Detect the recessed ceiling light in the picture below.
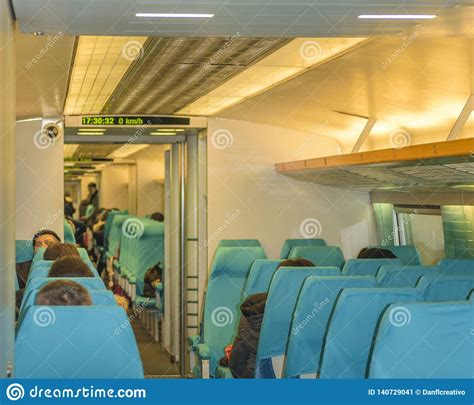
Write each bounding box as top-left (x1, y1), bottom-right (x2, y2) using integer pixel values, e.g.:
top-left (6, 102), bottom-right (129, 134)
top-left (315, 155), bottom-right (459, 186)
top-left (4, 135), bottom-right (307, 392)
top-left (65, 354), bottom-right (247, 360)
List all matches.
top-left (358, 14), bottom-right (436, 19)
top-left (78, 128), bottom-right (106, 132)
top-left (136, 13), bottom-right (214, 18)
top-left (77, 132), bottom-right (105, 136)
top-left (150, 132), bottom-right (177, 136)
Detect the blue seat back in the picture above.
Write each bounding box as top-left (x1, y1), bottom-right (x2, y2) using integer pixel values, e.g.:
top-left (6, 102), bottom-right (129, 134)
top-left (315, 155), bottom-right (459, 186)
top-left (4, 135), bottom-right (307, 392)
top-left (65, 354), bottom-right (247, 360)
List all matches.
top-left (117, 216), bottom-right (141, 273)
top-left (255, 266), bottom-right (340, 378)
top-left (320, 288), bottom-right (422, 378)
top-left (203, 247), bottom-right (267, 377)
top-left (284, 276), bottom-right (377, 378)
top-left (242, 260), bottom-right (282, 299)
top-left (288, 246), bottom-right (344, 268)
top-left (416, 274), bottom-right (474, 301)
top-left (128, 220), bottom-right (164, 295)
top-left (437, 259), bottom-right (474, 276)
top-left (342, 258), bottom-right (401, 276)
top-left (369, 301), bottom-right (473, 378)
top-left (376, 265), bottom-right (440, 287)
top-left (16, 240), bottom-right (33, 263)
top-left (15, 306), bottom-right (143, 378)
top-left (107, 214), bottom-right (130, 258)
top-left (372, 245), bottom-right (421, 265)
top-left (64, 219), bottom-right (76, 244)
top-left (18, 290), bottom-right (117, 324)
top-left (103, 210), bottom-right (121, 251)
top-left (217, 239), bottom-right (262, 248)
top-left (280, 239), bottom-right (327, 259)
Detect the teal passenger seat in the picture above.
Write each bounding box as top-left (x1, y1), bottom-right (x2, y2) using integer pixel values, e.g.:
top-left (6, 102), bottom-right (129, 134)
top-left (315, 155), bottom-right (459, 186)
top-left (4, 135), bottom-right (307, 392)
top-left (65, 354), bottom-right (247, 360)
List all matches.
top-left (189, 246), bottom-right (266, 378)
top-left (15, 306), bottom-right (143, 378)
top-left (369, 301), bottom-right (473, 378)
top-left (437, 259), bottom-right (474, 275)
top-left (217, 239), bottom-right (262, 248)
top-left (370, 245), bottom-right (421, 265)
top-left (241, 260), bottom-right (282, 299)
top-left (416, 274), bottom-right (474, 301)
top-left (284, 276), bottom-right (377, 378)
top-left (288, 246), bottom-right (344, 268)
top-left (342, 258), bottom-right (401, 276)
top-left (319, 288), bottom-right (422, 378)
top-left (15, 240), bottom-right (34, 263)
top-left (255, 266), bottom-right (340, 378)
top-left (64, 219), bottom-right (76, 244)
top-left (376, 265), bottom-right (439, 287)
top-left (279, 239), bottom-right (327, 259)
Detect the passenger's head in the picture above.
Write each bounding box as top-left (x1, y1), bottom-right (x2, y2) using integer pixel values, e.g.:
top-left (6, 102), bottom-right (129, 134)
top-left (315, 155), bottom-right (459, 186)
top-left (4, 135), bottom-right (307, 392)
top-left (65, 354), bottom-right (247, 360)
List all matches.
top-left (357, 247), bottom-right (397, 259)
top-left (278, 258), bottom-right (315, 268)
top-left (36, 280), bottom-right (92, 306)
top-left (150, 212), bottom-right (164, 222)
top-left (48, 257), bottom-right (94, 278)
top-left (32, 230), bottom-right (61, 251)
top-left (44, 243), bottom-right (80, 261)
top-left (87, 182), bottom-right (97, 194)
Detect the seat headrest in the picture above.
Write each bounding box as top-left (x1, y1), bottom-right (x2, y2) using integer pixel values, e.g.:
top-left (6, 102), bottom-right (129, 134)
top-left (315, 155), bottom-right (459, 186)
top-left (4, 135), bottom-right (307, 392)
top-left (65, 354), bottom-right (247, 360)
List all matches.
top-left (210, 247), bottom-right (267, 278)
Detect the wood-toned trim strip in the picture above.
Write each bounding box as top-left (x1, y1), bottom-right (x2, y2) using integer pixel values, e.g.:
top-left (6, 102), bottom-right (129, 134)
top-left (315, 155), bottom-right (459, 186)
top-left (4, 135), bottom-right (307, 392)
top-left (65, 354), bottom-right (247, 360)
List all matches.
top-left (276, 138), bottom-right (474, 173)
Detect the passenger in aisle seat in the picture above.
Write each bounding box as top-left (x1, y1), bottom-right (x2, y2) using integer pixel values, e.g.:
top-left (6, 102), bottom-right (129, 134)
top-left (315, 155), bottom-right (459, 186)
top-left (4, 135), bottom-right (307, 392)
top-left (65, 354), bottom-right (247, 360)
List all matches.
top-left (150, 212), bottom-right (164, 222)
top-left (36, 280), bottom-right (92, 306)
top-left (228, 258), bottom-right (314, 378)
top-left (357, 247), bottom-right (397, 259)
top-left (48, 257), bottom-right (94, 278)
top-left (16, 230), bottom-right (62, 315)
top-left (143, 262), bottom-right (163, 298)
top-left (44, 243), bottom-right (80, 261)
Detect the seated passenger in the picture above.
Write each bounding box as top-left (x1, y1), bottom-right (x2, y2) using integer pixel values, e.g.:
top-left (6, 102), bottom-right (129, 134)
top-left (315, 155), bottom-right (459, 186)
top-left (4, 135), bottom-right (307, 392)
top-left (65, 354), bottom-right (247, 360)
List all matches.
top-left (150, 212), bottom-right (164, 222)
top-left (43, 243), bottom-right (80, 261)
top-left (36, 280), bottom-right (92, 306)
top-left (357, 247), bottom-right (397, 259)
top-left (48, 257), bottom-right (94, 278)
top-left (15, 230), bottom-right (62, 313)
top-left (143, 262), bottom-right (163, 298)
top-left (228, 258), bottom-right (315, 379)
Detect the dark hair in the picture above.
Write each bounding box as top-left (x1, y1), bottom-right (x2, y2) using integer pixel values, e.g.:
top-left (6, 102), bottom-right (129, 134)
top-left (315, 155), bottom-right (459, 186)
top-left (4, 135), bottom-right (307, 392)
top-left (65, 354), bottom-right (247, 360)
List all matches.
top-left (357, 247), bottom-right (397, 259)
top-left (44, 243), bottom-right (80, 261)
top-left (150, 212), bottom-right (164, 222)
top-left (88, 182), bottom-right (97, 188)
top-left (32, 229), bottom-right (61, 246)
top-left (36, 280), bottom-right (92, 306)
top-left (278, 258), bottom-right (315, 268)
top-left (48, 257), bottom-right (94, 278)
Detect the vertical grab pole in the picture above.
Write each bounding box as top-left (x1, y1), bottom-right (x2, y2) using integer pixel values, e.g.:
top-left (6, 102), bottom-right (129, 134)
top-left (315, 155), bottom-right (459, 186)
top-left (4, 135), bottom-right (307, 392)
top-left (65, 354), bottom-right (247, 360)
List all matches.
top-left (0, 1), bottom-right (16, 377)
top-left (170, 144), bottom-right (181, 362)
top-left (179, 141), bottom-right (187, 377)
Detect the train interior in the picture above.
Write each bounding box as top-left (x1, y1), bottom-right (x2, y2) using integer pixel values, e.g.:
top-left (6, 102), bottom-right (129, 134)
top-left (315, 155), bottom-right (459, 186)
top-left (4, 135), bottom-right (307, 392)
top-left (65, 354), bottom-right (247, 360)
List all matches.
top-left (0, 0), bottom-right (472, 381)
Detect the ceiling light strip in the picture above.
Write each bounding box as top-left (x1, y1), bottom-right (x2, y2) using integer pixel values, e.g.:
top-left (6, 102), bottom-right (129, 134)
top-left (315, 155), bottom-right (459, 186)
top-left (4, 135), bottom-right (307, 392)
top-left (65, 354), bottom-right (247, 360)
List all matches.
top-left (135, 13), bottom-right (214, 18)
top-left (358, 14), bottom-right (436, 19)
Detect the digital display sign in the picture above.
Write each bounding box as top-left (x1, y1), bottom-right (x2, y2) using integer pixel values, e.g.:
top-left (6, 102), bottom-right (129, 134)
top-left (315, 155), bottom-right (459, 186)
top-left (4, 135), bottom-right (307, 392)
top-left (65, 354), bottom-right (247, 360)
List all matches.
top-left (81, 116), bottom-right (191, 126)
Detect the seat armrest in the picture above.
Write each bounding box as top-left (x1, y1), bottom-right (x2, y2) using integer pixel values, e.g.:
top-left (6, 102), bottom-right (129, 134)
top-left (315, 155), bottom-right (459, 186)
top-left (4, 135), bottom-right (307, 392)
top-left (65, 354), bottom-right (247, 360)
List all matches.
top-left (196, 343), bottom-right (210, 360)
top-left (188, 335), bottom-right (201, 350)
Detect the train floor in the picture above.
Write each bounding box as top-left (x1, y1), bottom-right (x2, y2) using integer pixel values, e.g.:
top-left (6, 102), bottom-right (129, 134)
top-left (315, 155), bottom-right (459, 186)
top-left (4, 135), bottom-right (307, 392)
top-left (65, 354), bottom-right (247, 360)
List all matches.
top-left (131, 319), bottom-right (180, 378)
